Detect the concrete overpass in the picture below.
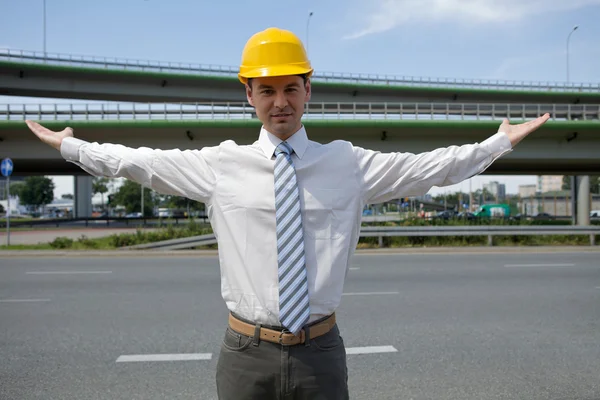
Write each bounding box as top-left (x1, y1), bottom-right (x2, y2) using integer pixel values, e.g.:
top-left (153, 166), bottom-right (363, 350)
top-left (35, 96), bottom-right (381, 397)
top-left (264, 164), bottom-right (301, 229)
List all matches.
top-left (4, 115), bottom-right (598, 220)
top-left (2, 115), bottom-right (599, 176)
top-left (2, 49), bottom-right (600, 104)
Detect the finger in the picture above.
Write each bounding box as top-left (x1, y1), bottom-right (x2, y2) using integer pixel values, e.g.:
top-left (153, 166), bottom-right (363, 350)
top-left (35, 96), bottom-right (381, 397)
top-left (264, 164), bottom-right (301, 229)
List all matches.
top-left (529, 114), bottom-right (550, 128)
top-left (25, 120), bottom-right (51, 136)
top-left (516, 114), bottom-right (550, 133)
top-left (521, 114), bottom-right (549, 128)
top-left (498, 118), bottom-right (510, 131)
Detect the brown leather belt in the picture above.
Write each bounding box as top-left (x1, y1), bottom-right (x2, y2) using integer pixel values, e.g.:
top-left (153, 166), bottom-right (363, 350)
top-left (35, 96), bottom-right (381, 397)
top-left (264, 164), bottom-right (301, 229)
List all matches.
top-left (228, 312), bottom-right (336, 346)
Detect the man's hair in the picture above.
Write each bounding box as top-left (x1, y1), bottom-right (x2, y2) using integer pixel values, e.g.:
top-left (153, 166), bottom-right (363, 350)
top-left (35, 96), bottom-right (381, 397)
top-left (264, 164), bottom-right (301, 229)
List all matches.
top-left (247, 74), bottom-right (308, 90)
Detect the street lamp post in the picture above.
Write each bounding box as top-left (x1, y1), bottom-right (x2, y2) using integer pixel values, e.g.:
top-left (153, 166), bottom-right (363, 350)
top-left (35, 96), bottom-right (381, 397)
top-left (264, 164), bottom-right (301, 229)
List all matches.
top-left (43, 0), bottom-right (47, 56)
top-left (567, 25), bottom-right (577, 223)
top-left (306, 11), bottom-right (314, 55)
top-left (141, 185), bottom-right (144, 217)
top-left (566, 25), bottom-right (578, 84)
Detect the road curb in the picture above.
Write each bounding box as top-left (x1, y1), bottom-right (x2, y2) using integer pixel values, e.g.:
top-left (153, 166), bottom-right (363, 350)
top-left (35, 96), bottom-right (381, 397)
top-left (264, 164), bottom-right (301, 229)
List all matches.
top-left (1, 246), bottom-right (598, 258)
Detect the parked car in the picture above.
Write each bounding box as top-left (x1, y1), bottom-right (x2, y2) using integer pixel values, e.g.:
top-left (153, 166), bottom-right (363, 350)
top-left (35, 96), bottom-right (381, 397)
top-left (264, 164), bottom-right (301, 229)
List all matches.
top-left (532, 212), bottom-right (553, 220)
top-left (510, 213), bottom-right (524, 221)
top-left (433, 210), bottom-right (457, 220)
top-left (456, 212), bottom-right (475, 220)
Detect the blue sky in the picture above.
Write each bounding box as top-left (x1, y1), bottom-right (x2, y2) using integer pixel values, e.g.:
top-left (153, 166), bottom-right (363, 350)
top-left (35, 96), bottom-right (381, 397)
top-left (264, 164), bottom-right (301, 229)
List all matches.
top-left (2, 0), bottom-right (600, 198)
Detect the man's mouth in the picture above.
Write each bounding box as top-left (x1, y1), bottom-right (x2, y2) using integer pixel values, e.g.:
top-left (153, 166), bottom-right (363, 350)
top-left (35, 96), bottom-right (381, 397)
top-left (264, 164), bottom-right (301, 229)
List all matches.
top-left (271, 113), bottom-right (291, 118)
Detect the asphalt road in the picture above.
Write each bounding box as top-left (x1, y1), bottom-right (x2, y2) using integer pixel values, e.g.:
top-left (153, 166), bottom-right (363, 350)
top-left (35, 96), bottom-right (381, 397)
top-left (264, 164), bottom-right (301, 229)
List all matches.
top-left (1, 252), bottom-right (599, 400)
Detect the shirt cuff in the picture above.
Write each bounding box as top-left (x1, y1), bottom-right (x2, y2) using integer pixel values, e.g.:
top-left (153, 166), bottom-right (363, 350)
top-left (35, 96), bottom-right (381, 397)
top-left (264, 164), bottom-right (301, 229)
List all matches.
top-left (60, 137), bottom-right (88, 162)
top-left (481, 132), bottom-right (513, 158)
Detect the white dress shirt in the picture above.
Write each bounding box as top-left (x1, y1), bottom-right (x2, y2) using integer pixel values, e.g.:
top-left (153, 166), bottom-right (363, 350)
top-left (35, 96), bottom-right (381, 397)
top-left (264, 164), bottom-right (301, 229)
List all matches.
top-left (61, 126), bottom-right (512, 326)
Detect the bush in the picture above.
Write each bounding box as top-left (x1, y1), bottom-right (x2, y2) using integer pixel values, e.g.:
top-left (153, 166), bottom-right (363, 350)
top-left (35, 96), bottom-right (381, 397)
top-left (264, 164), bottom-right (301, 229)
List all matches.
top-left (50, 236), bottom-right (74, 249)
top-left (357, 217), bottom-right (597, 247)
top-left (77, 235), bottom-right (98, 249)
top-left (108, 220), bottom-right (213, 248)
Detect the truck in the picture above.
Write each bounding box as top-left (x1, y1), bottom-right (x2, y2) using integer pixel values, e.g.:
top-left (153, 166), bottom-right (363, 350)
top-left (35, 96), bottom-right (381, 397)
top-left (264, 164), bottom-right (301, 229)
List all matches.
top-left (474, 204), bottom-right (511, 218)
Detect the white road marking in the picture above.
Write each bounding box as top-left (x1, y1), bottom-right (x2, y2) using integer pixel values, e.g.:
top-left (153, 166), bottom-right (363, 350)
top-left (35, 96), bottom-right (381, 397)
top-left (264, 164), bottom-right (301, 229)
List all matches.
top-left (26, 271), bottom-right (113, 275)
top-left (342, 291), bottom-right (399, 296)
top-left (504, 263), bottom-right (575, 268)
top-left (346, 345), bottom-right (398, 355)
top-left (0, 299), bottom-right (51, 303)
top-left (116, 353), bottom-right (212, 363)
top-left (349, 267), bottom-right (360, 270)
top-left (115, 346), bottom-right (399, 362)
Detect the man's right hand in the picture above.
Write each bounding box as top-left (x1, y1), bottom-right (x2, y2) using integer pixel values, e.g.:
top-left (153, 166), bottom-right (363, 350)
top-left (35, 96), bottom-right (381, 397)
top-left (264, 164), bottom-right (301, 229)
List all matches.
top-left (25, 120), bottom-right (74, 151)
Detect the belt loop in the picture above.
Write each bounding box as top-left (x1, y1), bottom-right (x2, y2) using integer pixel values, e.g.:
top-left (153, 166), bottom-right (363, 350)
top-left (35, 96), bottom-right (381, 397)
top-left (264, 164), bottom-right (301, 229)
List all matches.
top-left (252, 324), bottom-right (261, 347)
top-left (304, 325), bottom-right (310, 347)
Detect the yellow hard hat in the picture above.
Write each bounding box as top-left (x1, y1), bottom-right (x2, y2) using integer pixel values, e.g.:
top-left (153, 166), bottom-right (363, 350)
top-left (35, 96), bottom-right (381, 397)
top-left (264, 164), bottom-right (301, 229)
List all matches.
top-left (238, 27), bottom-right (313, 85)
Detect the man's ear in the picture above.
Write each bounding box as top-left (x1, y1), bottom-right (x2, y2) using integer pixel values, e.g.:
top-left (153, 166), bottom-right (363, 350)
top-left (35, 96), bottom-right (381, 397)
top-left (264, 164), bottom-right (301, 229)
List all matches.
top-left (246, 84), bottom-right (255, 106)
top-left (304, 79), bottom-right (311, 102)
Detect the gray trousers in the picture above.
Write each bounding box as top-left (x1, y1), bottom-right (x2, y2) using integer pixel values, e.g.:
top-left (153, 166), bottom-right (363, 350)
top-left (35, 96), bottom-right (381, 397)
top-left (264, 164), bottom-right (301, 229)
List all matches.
top-left (216, 317), bottom-right (349, 400)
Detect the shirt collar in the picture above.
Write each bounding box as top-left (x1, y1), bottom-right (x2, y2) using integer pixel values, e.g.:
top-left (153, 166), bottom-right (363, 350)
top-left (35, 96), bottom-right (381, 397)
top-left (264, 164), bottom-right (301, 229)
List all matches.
top-left (258, 125), bottom-right (308, 160)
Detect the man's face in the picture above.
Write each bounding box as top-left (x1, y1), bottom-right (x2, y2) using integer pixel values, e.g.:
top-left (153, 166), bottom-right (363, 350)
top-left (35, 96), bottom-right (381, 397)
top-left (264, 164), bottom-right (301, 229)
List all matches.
top-left (246, 75), bottom-right (311, 141)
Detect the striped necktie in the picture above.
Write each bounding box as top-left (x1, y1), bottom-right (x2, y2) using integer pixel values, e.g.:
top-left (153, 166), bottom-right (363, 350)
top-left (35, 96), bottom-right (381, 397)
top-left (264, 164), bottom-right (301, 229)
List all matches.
top-left (274, 141), bottom-right (309, 336)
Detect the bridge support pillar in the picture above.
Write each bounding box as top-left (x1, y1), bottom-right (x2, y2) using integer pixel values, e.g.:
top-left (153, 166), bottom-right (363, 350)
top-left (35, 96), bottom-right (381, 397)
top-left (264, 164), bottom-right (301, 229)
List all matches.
top-left (577, 176), bottom-right (590, 226)
top-left (74, 175), bottom-right (93, 218)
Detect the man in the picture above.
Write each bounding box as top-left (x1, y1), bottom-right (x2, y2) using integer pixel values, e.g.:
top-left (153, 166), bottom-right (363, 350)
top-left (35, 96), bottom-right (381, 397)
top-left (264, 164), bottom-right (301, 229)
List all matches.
top-left (25, 27), bottom-right (549, 400)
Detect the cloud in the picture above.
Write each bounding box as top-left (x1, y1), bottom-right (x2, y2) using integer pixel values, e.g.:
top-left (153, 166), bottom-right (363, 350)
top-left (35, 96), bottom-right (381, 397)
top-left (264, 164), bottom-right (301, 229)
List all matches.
top-left (344, 0), bottom-right (600, 39)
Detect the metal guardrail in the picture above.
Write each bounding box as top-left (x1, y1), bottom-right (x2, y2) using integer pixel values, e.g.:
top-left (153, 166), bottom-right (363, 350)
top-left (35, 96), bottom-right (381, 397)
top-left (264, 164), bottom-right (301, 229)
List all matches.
top-left (2, 102), bottom-right (599, 122)
top-left (0, 216), bottom-right (208, 229)
top-left (122, 225), bottom-right (600, 250)
top-left (2, 48), bottom-right (599, 92)
top-left (123, 233), bottom-right (217, 251)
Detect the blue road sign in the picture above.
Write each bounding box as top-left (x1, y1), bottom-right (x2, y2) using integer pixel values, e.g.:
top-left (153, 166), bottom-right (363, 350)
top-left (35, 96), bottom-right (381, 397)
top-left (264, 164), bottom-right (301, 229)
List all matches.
top-left (1, 158), bottom-right (13, 177)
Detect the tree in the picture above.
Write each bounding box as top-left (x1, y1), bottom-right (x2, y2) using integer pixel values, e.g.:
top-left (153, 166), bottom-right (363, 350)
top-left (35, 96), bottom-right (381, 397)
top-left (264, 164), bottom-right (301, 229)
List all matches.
top-left (505, 194), bottom-right (520, 215)
top-left (161, 194), bottom-right (205, 215)
top-left (0, 204), bottom-right (4, 213)
top-left (19, 176), bottom-right (55, 212)
top-left (432, 191), bottom-right (467, 209)
top-left (8, 181), bottom-right (24, 199)
top-left (114, 179), bottom-right (155, 216)
top-left (92, 177), bottom-right (109, 210)
top-left (473, 188), bottom-right (495, 204)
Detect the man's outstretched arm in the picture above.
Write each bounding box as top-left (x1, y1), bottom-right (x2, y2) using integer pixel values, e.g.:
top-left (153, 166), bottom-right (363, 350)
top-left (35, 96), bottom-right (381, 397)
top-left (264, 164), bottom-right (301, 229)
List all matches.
top-left (25, 120), bottom-right (218, 204)
top-left (353, 114), bottom-right (550, 205)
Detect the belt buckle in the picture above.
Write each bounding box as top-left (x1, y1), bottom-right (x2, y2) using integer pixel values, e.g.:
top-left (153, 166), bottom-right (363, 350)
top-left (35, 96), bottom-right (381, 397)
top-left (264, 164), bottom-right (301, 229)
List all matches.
top-left (278, 328), bottom-right (291, 345)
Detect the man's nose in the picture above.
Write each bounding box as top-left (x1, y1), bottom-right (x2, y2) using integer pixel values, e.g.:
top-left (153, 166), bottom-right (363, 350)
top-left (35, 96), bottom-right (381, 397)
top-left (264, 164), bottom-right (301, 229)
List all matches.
top-left (274, 91), bottom-right (288, 109)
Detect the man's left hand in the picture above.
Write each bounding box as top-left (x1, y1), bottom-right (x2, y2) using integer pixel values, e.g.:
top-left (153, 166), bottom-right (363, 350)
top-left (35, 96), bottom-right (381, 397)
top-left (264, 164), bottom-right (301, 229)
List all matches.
top-left (500, 113), bottom-right (550, 147)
